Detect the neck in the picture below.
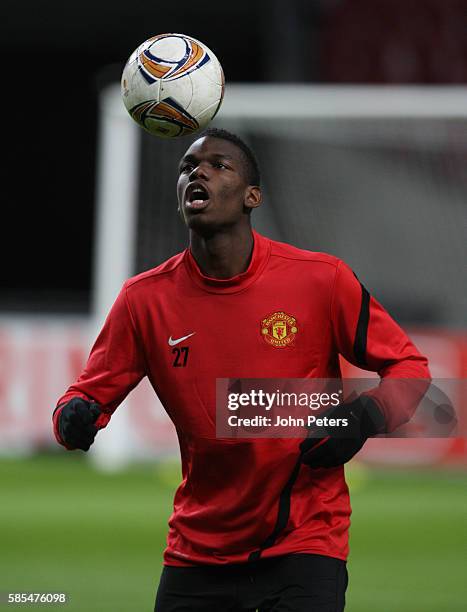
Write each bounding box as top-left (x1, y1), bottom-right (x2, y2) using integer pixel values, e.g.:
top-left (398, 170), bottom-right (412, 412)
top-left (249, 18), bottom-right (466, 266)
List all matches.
top-left (189, 224), bottom-right (254, 279)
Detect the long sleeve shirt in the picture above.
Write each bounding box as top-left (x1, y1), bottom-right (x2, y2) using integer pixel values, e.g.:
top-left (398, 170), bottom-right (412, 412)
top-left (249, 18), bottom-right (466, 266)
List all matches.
top-left (53, 231), bottom-right (430, 565)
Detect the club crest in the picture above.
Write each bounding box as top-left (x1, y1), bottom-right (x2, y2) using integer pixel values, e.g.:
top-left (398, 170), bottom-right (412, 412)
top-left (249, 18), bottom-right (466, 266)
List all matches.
top-left (261, 311), bottom-right (298, 348)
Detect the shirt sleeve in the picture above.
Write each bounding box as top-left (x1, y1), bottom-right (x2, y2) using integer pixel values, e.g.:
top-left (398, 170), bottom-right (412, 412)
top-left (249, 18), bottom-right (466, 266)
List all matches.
top-left (53, 282), bottom-right (147, 445)
top-left (331, 260), bottom-right (431, 432)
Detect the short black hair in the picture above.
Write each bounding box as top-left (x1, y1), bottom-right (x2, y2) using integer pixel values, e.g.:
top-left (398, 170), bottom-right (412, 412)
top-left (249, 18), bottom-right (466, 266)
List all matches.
top-left (197, 127), bottom-right (261, 187)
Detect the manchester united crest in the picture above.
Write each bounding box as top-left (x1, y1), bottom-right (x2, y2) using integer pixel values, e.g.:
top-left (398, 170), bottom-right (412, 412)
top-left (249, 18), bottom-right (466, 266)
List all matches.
top-left (261, 311), bottom-right (298, 348)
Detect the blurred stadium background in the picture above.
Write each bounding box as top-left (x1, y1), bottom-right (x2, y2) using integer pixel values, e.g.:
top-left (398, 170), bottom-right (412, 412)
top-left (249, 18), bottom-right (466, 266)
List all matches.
top-left (1, 0), bottom-right (466, 610)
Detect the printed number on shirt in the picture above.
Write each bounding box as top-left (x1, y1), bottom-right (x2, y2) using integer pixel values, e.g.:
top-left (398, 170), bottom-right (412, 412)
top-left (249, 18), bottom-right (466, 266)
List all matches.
top-left (172, 347), bottom-right (189, 367)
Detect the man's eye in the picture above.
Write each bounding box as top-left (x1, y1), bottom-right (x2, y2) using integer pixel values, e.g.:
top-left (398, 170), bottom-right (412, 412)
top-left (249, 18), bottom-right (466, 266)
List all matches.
top-left (180, 164), bottom-right (194, 173)
top-left (214, 162), bottom-right (226, 169)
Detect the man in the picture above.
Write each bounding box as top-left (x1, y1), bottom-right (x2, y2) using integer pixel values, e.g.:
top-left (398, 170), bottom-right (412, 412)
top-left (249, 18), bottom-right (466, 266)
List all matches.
top-left (53, 128), bottom-right (430, 611)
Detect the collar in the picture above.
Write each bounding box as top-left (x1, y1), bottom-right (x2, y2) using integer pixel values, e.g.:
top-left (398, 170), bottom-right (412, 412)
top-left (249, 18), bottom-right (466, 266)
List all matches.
top-left (184, 230), bottom-right (271, 294)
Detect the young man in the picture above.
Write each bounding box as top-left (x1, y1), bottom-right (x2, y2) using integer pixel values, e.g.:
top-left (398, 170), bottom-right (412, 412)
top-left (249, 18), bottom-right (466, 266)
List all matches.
top-left (53, 128), bottom-right (430, 611)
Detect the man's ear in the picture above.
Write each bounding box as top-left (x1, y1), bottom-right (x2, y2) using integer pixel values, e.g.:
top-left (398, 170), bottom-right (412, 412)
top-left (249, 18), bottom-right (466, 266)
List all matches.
top-left (244, 186), bottom-right (262, 211)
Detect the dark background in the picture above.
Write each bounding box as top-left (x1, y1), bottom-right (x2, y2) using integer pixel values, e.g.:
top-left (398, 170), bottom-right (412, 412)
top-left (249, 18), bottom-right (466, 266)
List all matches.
top-left (3, 0), bottom-right (467, 313)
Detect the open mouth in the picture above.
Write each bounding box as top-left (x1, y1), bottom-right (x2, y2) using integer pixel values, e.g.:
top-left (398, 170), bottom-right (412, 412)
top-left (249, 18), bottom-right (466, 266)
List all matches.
top-left (186, 184), bottom-right (210, 210)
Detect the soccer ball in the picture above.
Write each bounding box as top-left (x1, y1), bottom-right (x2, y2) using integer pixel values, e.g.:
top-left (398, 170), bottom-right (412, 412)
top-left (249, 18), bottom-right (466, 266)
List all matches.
top-left (121, 33), bottom-right (225, 138)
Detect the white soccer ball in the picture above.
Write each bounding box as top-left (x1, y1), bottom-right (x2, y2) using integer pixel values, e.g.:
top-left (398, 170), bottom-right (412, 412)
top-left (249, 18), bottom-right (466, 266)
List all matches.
top-left (121, 33), bottom-right (225, 138)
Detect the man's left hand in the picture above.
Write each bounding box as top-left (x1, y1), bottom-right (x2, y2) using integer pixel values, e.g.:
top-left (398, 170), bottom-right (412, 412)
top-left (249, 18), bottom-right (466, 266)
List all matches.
top-left (301, 396), bottom-right (385, 468)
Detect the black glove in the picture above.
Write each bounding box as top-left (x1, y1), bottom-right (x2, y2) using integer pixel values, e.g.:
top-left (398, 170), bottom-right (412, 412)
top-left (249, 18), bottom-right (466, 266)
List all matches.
top-left (301, 396), bottom-right (385, 468)
top-left (56, 397), bottom-right (102, 451)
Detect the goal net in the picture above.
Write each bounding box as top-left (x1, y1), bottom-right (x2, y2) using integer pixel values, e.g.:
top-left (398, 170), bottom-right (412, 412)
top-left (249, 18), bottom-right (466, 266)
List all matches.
top-left (101, 84), bottom-right (467, 328)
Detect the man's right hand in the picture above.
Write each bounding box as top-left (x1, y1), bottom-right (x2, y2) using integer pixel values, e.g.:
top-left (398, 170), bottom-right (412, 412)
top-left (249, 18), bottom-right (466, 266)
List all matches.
top-left (56, 398), bottom-right (102, 451)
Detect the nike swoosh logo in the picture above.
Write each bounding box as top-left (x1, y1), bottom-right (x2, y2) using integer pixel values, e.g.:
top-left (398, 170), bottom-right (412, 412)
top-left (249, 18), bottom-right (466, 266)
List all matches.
top-left (168, 332), bottom-right (196, 346)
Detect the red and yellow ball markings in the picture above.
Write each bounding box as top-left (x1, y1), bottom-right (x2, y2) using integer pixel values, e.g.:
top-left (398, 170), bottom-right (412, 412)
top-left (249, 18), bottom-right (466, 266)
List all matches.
top-left (155, 99), bottom-right (199, 131)
top-left (129, 97), bottom-right (199, 136)
top-left (170, 41), bottom-right (205, 79)
top-left (130, 100), bottom-right (154, 123)
top-left (139, 56), bottom-right (172, 79)
top-left (137, 34), bottom-right (209, 83)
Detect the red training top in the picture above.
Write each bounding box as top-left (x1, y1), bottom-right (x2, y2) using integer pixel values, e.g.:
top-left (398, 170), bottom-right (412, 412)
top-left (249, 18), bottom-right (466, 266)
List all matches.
top-left (53, 231), bottom-right (430, 566)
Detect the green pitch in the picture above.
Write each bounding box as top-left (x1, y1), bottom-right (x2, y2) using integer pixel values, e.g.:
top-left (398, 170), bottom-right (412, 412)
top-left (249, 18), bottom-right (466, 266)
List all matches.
top-left (0, 455), bottom-right (466, 611)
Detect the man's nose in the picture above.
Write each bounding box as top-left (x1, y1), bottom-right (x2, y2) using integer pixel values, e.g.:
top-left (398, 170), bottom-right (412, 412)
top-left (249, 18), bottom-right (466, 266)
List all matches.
top-left (189, 162), bottom-right (209, 181)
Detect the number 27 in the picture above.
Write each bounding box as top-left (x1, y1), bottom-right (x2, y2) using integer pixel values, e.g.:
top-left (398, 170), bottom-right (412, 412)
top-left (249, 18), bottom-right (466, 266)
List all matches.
top-left (172, 346), bottom-right (189, 367)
